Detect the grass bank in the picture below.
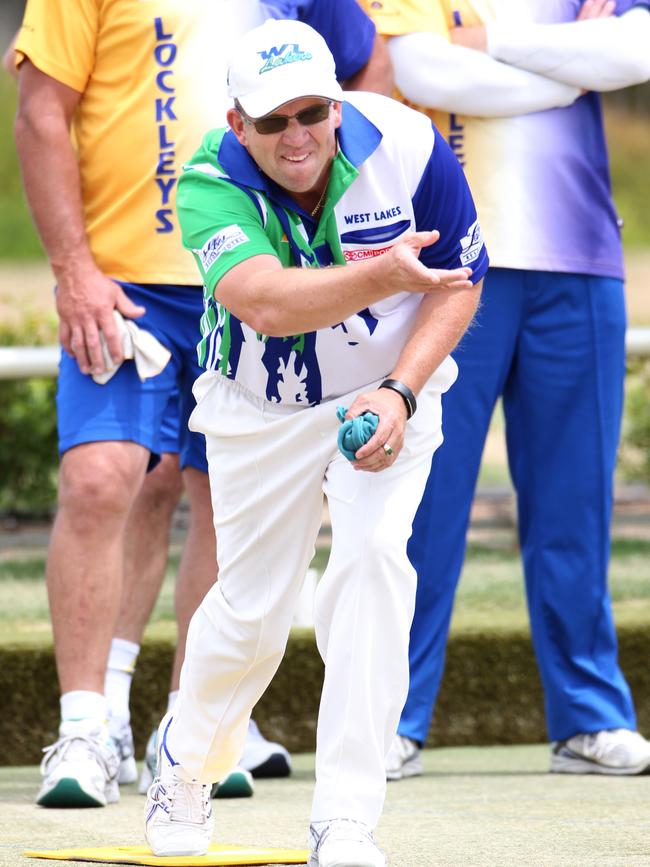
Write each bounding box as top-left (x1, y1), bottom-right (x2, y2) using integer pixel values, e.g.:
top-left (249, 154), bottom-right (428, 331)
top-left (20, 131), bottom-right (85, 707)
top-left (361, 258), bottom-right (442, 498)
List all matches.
top-left (2, 538), bottom-right (649, 647)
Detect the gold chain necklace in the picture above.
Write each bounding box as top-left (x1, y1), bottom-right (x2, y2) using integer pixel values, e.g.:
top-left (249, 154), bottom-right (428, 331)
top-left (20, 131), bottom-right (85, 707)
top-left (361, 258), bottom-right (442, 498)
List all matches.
top-left (310, 184), bottom-right (327, 218)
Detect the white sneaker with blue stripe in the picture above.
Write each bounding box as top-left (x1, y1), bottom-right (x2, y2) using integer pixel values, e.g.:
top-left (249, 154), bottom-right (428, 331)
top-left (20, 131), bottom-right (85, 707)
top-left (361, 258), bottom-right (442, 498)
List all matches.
top-left (144, 714), bottom-right (214, 856)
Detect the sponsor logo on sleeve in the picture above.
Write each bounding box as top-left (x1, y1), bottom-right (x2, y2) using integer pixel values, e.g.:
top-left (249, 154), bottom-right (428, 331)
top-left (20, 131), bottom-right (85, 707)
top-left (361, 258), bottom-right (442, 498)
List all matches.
top-left (198, 225), bottom-right (249, 270)
top-left (459, 219), bottom-right (484, 266)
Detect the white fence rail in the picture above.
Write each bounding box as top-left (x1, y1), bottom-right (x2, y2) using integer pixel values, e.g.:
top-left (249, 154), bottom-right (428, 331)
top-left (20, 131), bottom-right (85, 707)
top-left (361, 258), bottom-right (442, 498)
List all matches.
top-left (0, 346), bottom-right (60, 380)
top-left (1, 329), bottom-right (650, 380)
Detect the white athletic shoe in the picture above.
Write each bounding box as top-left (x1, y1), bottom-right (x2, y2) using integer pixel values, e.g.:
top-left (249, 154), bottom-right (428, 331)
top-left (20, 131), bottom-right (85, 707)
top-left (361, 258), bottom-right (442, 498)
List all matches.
top-left (385, 735), bottom-right (423, 781)
top-left (240, 719), bottom-right (292, 778)
top-left (550, 728), bottom-right (650, 775)
top-left (144, 714), bottom-right (214, 856)
top-left (111, 722), bottom-right (138, 785)
top-left (138, 728), bottom-right (157, 795)
top-left (37, 720), bottom-right (120, 808)
top-left (308, 819), bottom-right (387, 867)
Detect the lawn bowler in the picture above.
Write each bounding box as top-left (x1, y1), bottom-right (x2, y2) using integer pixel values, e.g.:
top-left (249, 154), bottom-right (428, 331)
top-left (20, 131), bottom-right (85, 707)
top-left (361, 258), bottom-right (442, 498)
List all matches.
top-left (144, 18), bottom-right (487, 867)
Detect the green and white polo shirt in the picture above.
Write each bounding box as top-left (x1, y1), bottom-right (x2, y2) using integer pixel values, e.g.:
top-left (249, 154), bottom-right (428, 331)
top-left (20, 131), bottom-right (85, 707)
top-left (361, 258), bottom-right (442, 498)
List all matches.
top-left (177, 91), bottom-right (488, 406)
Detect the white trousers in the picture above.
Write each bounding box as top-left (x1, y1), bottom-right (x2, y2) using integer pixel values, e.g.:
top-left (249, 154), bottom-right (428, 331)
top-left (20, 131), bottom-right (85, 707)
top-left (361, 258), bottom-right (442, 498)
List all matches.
top-left (169, 367), bottom-right (450, 828)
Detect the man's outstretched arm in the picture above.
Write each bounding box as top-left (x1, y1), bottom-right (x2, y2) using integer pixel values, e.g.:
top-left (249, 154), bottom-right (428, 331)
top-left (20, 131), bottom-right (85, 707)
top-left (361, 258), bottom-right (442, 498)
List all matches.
top-left (213, 230), bottom-right (473, 337)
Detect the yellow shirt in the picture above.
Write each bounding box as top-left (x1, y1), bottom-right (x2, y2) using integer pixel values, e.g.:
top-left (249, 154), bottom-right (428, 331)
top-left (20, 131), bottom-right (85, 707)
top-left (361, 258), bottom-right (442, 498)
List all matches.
top-left (358, 0), bottom-right (492, 137)
top-left (16, 0), bottom-right (267, 284)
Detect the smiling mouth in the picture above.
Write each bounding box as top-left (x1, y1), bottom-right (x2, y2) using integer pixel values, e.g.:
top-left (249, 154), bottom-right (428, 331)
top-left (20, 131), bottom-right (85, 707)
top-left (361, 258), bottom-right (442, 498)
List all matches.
top-left (283, 154), bottom-right (310, 163)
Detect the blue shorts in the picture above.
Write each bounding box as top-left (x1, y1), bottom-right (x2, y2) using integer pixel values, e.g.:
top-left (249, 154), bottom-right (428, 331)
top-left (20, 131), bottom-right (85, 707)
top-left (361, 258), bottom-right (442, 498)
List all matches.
top-left (57, 282), bottom-right (208, 472)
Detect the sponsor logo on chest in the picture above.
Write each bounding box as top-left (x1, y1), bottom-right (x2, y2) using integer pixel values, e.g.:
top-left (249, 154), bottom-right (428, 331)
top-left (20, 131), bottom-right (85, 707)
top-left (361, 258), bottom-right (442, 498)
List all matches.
top-left (339, 201), bottom-right (411, 263)
top-left (343, 205), bottom-right (403, 225)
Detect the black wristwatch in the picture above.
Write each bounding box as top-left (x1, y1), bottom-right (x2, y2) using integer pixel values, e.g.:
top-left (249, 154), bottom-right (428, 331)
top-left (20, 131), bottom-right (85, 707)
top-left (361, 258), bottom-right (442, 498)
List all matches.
top-left (379, 379), bottom-right (417, 419)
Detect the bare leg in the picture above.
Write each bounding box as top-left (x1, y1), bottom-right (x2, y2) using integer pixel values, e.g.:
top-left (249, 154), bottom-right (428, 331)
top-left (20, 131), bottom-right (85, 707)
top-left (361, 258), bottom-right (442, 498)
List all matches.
top-left (170, 466), bottom-right (217, 690)
top-left (47, 441), bottom-right (149, 694)
top-left (115, 453), bottom-right (184, 643)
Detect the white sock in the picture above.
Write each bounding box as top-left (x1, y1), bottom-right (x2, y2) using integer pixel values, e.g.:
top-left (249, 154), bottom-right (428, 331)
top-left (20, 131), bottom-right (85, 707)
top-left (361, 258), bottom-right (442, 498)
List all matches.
top-left (166, 690), bottom-right (179, 715)
top-left (104, 637), bottom-right (140, 734)
top-left (60, 690), bottom-right (107, 730)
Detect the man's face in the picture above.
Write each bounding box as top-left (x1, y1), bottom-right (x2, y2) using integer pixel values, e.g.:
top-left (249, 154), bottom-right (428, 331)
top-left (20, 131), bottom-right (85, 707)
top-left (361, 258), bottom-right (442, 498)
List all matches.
top-left (228, 97), bottom-right (342, 196)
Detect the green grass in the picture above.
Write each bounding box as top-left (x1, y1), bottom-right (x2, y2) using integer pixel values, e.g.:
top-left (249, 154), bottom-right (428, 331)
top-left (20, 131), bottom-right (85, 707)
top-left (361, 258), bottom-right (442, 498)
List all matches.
top-left (0, 76), bottom-right (44, 260)
top-left (451, 537), bottom-right (650, 633)
top-left (2, 538), bottom-right (648, 645)
top-left (604, 103), bottom-right (650, 248)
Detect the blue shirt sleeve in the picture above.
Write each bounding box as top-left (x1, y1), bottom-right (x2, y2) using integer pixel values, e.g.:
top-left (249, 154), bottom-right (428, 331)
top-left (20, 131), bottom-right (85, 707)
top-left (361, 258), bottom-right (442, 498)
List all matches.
top-left (413, 125), bottom-right (489, 282)
top-left (615, 0), bottom-right (650, 13)
top-left (264, 0), bottom-right (376, 81)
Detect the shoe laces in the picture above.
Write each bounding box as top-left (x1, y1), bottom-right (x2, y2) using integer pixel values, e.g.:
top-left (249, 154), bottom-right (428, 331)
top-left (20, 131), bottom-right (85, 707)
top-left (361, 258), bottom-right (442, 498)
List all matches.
top-left (40, 732), bottom-right (117, 777)
top-left (311, 818), bottom-right (375, 851)
top-left (149, 776), bottom-right (211, 826)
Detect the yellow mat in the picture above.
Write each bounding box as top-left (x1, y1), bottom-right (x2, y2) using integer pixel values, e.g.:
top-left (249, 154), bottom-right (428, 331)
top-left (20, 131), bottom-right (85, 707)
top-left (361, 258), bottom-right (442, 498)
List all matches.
top-left (23, 844), bottom-right (309, 866)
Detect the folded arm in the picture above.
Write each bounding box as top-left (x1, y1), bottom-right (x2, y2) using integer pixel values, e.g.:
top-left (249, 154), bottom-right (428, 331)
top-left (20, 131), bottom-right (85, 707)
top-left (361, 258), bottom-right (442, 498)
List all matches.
top-left (388, 31), bottom-right (580, 116)
top-left (487, 6), bottom-right (650, 91)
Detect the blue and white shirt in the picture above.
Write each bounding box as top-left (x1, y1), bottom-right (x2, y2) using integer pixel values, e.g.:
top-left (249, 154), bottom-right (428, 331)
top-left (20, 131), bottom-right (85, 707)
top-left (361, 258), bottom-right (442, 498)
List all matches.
top-left (177, 91), bottom-right (489, 406)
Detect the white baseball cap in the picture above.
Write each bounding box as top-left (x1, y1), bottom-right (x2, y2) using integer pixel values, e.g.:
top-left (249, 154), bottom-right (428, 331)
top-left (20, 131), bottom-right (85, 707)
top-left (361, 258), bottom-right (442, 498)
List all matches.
top-left (227, 18), bottom-right (344, 119)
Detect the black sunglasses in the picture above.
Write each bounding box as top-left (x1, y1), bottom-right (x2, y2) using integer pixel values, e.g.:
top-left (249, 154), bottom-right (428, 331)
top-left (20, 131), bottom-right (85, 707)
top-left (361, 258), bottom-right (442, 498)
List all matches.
top-left (236, 100), bottom-right (333, 135)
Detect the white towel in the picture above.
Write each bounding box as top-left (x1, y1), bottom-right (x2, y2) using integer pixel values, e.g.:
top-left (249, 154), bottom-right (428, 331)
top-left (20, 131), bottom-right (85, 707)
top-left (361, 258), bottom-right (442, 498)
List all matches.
top-left (92, 310), bottom-right (172, 384)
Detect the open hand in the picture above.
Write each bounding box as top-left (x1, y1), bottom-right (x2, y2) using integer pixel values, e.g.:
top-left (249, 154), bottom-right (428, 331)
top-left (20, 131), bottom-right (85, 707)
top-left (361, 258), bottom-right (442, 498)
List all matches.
top-left (384, 231), bottom-right (473, 296)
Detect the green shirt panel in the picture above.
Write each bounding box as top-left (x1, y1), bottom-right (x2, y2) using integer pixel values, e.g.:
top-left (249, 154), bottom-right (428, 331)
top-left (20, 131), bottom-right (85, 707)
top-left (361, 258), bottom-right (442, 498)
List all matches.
top-left (177, 174), bottom-right (285, 298)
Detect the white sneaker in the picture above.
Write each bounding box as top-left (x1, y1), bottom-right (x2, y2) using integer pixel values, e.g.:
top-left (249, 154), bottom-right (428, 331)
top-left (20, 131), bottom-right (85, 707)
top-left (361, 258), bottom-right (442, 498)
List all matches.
top-left (240, 719), bottom-right (292, 778)
top-left (144, 714), bottom-right (214, 856)
top-left (385, 735), bottom-right (422, 781)
top-left (138, 728), bottom-right (157, 795)
top-left (550, 728), bottom-right (650, 775)
top-left (308, 819), bottom-right (387, 867)
top-left (110, 722), bottom-right (138, 785)
top-left (37, 720), bottom-right (120, 808)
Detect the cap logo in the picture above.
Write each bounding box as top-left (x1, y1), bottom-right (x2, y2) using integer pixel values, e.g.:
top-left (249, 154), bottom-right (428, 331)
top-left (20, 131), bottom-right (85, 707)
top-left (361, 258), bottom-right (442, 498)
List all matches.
top-left (257, 43), bottom-right (313, 75)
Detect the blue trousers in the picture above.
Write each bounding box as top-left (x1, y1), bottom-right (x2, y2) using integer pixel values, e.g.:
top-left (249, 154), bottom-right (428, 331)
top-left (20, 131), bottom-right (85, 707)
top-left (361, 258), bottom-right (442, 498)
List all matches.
top-left (401, 268), bottom-right (637, 744)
